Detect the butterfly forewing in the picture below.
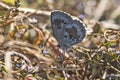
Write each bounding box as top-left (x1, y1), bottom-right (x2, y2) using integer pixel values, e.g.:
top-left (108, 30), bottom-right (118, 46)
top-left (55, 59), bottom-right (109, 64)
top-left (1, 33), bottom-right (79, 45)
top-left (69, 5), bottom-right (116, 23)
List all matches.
top-left (51, 11), bottom-right (72, 43)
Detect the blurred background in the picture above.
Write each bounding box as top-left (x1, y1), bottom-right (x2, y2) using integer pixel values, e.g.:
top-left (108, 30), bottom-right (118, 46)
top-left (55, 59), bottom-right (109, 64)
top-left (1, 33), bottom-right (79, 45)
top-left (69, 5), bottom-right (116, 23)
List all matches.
top-left (2, 0), bottom-right (119, 48)
top-left (2, 0), bottom-right (120, 23)
top-left (0, 0), bottom-right (120, 80)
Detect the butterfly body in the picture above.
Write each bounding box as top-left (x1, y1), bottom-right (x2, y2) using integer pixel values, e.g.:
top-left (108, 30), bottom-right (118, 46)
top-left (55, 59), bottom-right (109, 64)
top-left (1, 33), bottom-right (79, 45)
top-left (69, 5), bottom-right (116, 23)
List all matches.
top-left (51, 11), bottom-right (86, 49)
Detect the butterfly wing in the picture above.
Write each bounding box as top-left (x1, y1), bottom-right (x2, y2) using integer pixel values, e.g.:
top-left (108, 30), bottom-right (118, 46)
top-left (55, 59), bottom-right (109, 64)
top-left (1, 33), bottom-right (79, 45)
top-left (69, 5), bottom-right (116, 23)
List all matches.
top-left (63, 20), bottom-right (86, 47)
top-left (51, 11), bottom-right (72, 45)
top-left (51, 11), bottom-right (86, 49)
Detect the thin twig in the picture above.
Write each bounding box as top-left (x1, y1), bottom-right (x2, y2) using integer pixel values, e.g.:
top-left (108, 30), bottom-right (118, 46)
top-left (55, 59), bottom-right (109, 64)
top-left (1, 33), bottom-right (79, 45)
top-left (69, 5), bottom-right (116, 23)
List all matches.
top-left (107, 62), bottom-right (120, 74)
top-left (0, 2), bottom-right (51, 16)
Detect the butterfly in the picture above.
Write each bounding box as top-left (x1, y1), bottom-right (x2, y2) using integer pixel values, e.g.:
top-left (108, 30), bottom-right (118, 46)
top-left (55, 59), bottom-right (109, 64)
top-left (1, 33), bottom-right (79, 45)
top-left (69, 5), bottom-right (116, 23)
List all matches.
top-left (51, 10), bottom-right (86, 50)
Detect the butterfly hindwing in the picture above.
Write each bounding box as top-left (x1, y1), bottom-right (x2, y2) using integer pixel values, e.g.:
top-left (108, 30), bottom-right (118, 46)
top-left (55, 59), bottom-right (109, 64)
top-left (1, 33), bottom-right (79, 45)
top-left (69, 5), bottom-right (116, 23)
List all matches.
top-left (63, 20), bottom-right (86, 46)
top-left (51, 10), bottom-right (86, 49)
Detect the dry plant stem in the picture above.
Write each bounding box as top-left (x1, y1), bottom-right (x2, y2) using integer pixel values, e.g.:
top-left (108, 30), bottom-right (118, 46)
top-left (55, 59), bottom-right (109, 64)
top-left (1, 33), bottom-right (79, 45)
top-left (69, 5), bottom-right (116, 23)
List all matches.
top-left (0, 11), bottom-right (35, 27)
top-left (24, 47), bottom-right (53, 65)
top-left (104, 29), bottom-right (119, 42)
top-left (7, 51), bottom-right (32, 66)
top-left (4, 51), bottom-right (12, 77)
top-left (47, 40), bottom-right (70, 58)
top-left (62, 70), bottom-right (68, 80)
top-left (93, 0), bottom-right (109, 20)
top-left (84, 65), bottom-right (89, 80)
top-left (3, 40), bottom-right (53, 64)
top-left (102, 69), bottom-right (107, 79)
top-left (110, 5), bottom-right (120, 19)
top-left (3, 40), bottom-right (40, 51)
top-left (118, 32), bottom-right (120, 48)
top-left (107, 62), bottom-right (120, 74)
top-left (45, 0), bottom-right (54, 10)
top-left (101, 21), bottom-right (120, 30)
top-left (4, 51), bottom-right (32, 74)
top-left (0, 2), bottom-right (51, 16)
top-left (0, 2), bottom-right (11, 10)
top-left (18, 8), bottom-right (51, 16)
top-left (0, 2), bottom-right (50, 27)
